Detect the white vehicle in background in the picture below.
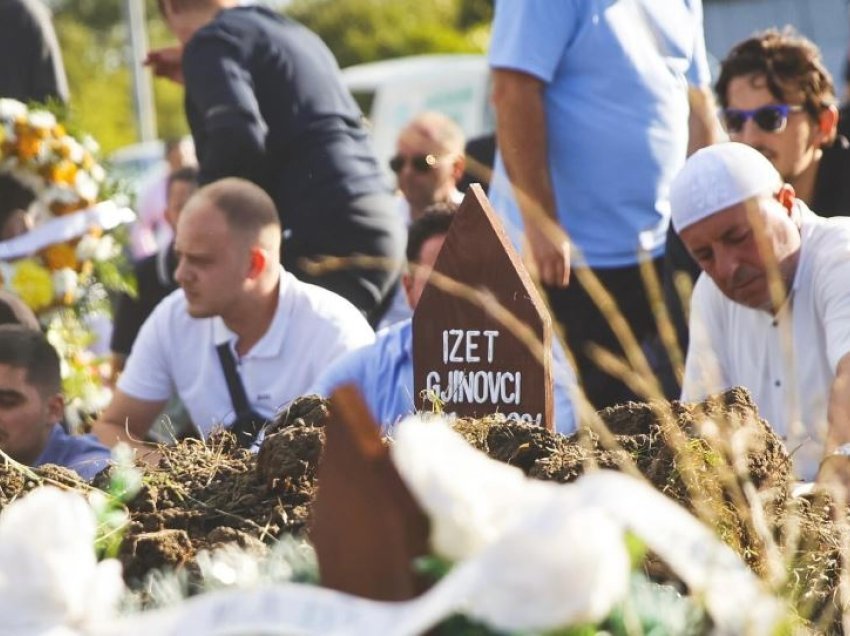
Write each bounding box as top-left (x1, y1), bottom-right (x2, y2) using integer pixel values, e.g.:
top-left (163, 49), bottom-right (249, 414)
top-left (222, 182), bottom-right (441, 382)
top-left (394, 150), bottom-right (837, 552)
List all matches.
top-left (341, 54), bottom-right (493, 176)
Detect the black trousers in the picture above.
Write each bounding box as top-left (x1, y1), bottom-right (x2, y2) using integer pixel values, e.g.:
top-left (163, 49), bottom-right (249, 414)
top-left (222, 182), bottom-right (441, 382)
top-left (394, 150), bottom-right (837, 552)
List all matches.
top-left (546, 257), bottom-right (677, 410)
top-left (662, 224), bottom-right (701, 354)
top-left (282, 191), bottom-right (405, 328)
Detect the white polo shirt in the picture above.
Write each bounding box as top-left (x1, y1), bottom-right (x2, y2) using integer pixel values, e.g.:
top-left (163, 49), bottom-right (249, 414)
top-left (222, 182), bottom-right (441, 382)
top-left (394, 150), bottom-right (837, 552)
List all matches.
top-left (682, 205), bottom-right (850, 480)
top-left (118, 269), bottom-right (375, 436)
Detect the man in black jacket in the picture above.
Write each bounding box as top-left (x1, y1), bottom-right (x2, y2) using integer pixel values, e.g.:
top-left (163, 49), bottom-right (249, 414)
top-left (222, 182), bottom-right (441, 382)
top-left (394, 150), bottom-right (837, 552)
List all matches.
top-left (0, 0), bottom-right (68, 104)
top-left (150, 0), bottom-right (404, 325)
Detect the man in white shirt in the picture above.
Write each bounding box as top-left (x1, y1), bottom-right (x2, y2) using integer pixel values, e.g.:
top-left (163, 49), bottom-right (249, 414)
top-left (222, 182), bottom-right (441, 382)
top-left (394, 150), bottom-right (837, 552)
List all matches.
top-left (671, 142), bottom-right (850, 483)
top-left (94, 177), bottom-right (374, 458)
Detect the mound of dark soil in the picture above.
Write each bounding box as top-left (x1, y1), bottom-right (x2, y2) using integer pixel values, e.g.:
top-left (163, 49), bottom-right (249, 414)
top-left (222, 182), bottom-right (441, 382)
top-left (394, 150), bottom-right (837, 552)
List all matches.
top-left (0, 390), bottom-right (844, 625)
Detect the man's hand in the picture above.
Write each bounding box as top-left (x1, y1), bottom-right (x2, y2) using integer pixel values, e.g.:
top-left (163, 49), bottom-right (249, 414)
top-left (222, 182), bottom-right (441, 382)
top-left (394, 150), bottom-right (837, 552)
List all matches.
top-left (145, 46), bottom-right (184, 84)
top-left (92, 389), bottom-right (167, 465)
top-left (524, 215), bottom-right (571, 288)
top-left (816, 453), bottom-right (850, 505)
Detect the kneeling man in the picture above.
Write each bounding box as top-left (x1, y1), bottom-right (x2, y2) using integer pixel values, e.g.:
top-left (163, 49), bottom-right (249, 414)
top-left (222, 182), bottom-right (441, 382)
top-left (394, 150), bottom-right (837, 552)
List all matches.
top-left (94, 178), bottom-right (374, 455)
top-left (671, 142), bottom-right (850, 483)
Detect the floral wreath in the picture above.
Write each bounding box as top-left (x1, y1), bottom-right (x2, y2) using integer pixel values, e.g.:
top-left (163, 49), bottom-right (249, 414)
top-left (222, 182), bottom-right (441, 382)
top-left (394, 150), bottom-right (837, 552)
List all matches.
top-left (0, 98), bottom-right (135, 428)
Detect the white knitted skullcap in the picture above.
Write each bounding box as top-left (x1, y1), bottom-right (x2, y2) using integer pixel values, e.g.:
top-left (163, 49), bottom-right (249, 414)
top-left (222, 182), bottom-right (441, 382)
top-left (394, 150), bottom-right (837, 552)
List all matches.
top-left (670, 142), bottom-right (782, 233)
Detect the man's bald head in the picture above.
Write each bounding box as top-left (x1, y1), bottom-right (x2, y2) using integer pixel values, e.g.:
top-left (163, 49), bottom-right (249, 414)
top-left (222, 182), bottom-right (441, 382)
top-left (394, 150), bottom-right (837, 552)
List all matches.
top-left (186, 178), bottom-right (281, 252)
top-left (399, 111), bottom-right (465, 156)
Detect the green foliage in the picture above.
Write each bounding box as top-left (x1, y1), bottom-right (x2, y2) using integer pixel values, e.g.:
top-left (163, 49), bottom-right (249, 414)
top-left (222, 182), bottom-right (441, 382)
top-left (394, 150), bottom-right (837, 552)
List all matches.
top-left (91, 444), bottom-right (143, 559)
top-left (287, 0), bottom-right (491, 68)
top-left (50, 0), bottom-right (486, 149)
top-left (52, 0), bottom-right (187, 152)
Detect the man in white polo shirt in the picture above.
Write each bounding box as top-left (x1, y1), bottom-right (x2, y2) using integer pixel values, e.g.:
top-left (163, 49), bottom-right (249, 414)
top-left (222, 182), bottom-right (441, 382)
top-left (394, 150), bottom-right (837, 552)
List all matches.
top-left (94, 177), bottom-right (374, 457)
top-left (671, 142), bottom-right (850, 483)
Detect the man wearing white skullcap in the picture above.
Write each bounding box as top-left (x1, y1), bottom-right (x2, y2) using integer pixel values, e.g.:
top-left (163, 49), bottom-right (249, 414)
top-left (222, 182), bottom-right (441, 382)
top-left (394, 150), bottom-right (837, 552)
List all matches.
top-left (672, 142), bottom-right (850, 486)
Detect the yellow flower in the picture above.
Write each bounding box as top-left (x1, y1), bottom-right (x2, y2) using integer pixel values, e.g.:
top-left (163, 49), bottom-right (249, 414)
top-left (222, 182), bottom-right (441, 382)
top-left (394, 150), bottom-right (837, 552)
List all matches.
top-left (16, 130), bottom-right (41, 161)
top-left (10, 259), bottom-right (54, 312)
top-left (41, 242), bottom-right (79, 271)
top-left (48, 160), bottom-right (78, 186)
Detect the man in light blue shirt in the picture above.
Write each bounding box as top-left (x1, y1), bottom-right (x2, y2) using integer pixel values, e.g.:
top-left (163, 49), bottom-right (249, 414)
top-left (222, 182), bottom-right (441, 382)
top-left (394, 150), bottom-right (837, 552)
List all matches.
top-left (0, 326), bottom-right (110, 481)
top-left (488, 0), bottom-right (719, 409)
top-left (310, 211), bottom-right (578, 435)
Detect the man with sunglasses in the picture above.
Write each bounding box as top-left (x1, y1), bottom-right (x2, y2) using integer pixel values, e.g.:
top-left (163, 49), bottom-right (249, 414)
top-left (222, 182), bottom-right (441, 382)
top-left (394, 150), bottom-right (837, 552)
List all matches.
top-left (379, 113), bottom-right (467, 329)
top-left (672, 142), bottom-right (850, 487)
top-left (664, 30), bottom-right (850, 353)
top-left (390, 112), bottom-right (466, 224)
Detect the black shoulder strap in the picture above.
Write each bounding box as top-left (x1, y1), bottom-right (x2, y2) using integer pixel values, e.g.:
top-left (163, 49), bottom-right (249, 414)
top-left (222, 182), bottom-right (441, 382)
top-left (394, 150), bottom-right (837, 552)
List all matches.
top-left (216, 342), bottom-right (262, 446)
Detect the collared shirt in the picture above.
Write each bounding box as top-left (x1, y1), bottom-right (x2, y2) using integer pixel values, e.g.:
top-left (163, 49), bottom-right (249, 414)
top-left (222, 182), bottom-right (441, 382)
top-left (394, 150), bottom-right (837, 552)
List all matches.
top-left (310, 318), bottom-right (579, 436)
top-left (118, 268), bottom-right (374, 436)
top-left (34, 424), bottom-right (110, 481)
top-left (682, 204), bottom-right (850, 480)
top-left (487, 0), bottom-right (711, 267)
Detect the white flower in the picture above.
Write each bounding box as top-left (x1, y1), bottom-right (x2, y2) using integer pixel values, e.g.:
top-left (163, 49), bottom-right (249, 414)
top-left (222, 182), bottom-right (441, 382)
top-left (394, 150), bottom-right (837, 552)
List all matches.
top-left (0, 98), bottom-right (27, 121)
top-left (0, 487), bottom-right (124, 634)
top-left (90, 163), bottom-right (106, 184)
top-left (81, 134), bottom-right (100, 156)
top-left (27, 110), bottom-right (57, 130)
top-left (462, 500), bottom-right (630, 630)
top-left (93, 235), bottom-right (118, 261)
top-left (390, 416), bottom-right (556, 562)
top-left (52, 268), bottom-right (79, 301)
top-left (75, 170), bottom-right (99, 203)
top-left (390, 418), bottom-right (630, 631)
top-left (76, 234), bottom-right (99, 260)
top-left (81, 382), bottom-right (112, 413)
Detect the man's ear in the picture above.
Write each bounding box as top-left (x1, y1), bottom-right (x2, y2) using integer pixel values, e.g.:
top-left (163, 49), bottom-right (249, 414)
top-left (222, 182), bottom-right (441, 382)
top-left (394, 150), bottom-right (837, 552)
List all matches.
top-left (248, 247), bottom-right (267, 279)
top-left (46, 393), bottom-right (64, 425)
top-left (777, 183), bottom-right (796, 214)
top-left (451, 154), bottom-right (466, 183)
top-left (816, 104), bottom-right (839, 146)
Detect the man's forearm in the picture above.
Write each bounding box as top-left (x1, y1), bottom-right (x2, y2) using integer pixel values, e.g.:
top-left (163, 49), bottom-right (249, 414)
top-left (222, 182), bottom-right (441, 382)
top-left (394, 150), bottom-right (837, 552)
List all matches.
top-left (93, 419), bottom-right (150, 453)
top-left (492, 70), bottom-right (557, 225)
top-left (687, 85), bottom-right (721, 156)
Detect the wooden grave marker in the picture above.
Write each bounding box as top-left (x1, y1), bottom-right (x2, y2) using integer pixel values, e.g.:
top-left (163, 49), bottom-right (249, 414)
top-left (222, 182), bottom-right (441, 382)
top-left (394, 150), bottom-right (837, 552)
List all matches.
top-left (413, 184), bottom-right (554, 430)
top-left (310, 385), bottom-right (431, 601)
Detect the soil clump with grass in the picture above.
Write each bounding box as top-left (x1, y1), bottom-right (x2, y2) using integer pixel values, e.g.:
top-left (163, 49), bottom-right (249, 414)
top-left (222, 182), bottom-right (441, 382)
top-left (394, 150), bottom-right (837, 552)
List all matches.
top-left (0, 389), bottom-right (845, 625)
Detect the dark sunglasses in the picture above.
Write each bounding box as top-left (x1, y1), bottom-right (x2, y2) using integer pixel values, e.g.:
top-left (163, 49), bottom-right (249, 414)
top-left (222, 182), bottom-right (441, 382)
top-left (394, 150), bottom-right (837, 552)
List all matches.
top-left (389, 153), bottom-right (439, 174)
top-left (722, 104), bottom-right (805, 134)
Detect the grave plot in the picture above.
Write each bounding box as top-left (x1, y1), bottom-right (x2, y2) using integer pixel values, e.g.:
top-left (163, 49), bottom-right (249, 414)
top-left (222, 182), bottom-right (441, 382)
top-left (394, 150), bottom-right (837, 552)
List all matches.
top-left (0, 388), bottom-right (843, 630)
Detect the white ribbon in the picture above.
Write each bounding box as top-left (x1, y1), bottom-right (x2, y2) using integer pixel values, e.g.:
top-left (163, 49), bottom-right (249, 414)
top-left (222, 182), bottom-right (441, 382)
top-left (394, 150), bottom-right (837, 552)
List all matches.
top-left (0, 202), bottom-right (135, 261)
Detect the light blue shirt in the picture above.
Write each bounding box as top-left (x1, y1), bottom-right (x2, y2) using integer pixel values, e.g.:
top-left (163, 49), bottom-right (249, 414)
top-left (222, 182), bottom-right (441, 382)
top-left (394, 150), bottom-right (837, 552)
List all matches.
top-left (488, 0), bottom-right (711, 268)
top-left (34, 424), bottom-right (111, 481)
top-left (310, 319), bottom-right (579, 435)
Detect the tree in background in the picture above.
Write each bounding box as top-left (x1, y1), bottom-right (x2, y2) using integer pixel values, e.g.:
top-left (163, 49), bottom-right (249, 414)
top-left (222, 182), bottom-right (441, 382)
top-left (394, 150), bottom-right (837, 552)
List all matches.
top-left (51, 0), bottom-right (187, 153)
top-left (47, 0), bottom-right (492, 152)
top-left (288, 0), bottom-right (492, 68)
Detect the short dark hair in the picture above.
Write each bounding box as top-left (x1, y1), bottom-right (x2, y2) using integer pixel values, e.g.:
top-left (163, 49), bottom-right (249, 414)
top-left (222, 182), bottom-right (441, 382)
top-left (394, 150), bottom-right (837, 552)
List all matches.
top-left (0, 326), bottom-right (61, 396)
top-left (716, 29), bottom-right (836, 120)
top-left (167, 166), bottom-right (199, 192)
top-left (194, 177), bottom-right (280, 239)
top-left (406, 205), bottom-right (456, 263)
